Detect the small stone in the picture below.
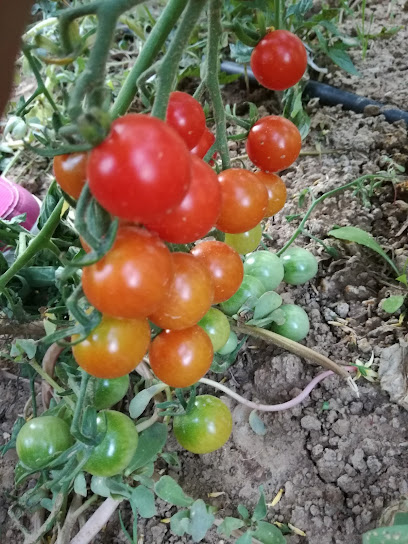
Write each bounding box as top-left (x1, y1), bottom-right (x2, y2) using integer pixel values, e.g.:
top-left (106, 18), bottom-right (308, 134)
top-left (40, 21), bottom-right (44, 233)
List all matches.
top-left (363, 104), bottom-right (381, 117)
top-left (332, 419), bottom-right (350, 436)
top-left (301, 415), bottom-right (322, 431)
top-left (350, 448), bottom-right (366, 472)
top-left (335, 302), bottom-right (350, 318)
top-left (337, 474), bottom-right (360, 493)
top-left (366, 456), bottom-right (382, 474)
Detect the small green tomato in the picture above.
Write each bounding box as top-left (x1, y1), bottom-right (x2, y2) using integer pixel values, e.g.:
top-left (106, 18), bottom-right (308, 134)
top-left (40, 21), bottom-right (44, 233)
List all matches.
top-left (281, 247), bottom-right (318, 285)
top-left (270, 304), bottom-right (310, 341)
top-left (244, 250), bottom-right (284, 291)
top-left (198, 308), bottom-right (230, 352)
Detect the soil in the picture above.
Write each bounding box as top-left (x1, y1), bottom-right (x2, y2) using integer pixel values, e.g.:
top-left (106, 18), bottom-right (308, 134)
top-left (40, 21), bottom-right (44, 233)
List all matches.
top-left (2, 1), bottom-right (408, 543)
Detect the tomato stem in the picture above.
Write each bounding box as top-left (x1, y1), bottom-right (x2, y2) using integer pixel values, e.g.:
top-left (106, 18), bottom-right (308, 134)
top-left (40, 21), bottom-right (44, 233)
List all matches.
top-left (151, 0), bottom-right (208, 120)
top-left (70, 371), bottom-right (99, 446)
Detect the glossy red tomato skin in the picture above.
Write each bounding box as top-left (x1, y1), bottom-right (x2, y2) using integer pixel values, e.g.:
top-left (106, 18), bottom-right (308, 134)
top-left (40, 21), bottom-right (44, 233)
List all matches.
top-left (251, 30), bottom-right (307, 91)
top-left (216, 168), bottom-right (268, 234)
top-left (191, 128), bottom-right (215, 159)
top-left (254, 171), bottom-right (287, 217)
top-left (82, 226), bottom-right (173, 319)
top-left (87, 114), bottom-right (191, 222)
top-left (166, 91), bottom-right (206, 149)
top-left (246, 116), bottom-right (301, 172)
top-left (72, 315), bottom-right (150, 379)
top-left (53, 152), bottom-right (87, 199)
top-left (149, 252), bottom-right (214, 330)
top-left (191, 241), bottom-right (244, 303)
top-left (144, 156), bottom-right (221, 243)
top-left (149, 326), bottom-right (213, 388)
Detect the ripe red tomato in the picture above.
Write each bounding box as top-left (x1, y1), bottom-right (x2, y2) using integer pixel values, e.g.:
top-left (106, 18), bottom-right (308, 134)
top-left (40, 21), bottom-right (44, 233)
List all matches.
top-left (191, 128), bottom-right (216, 162)
top-left (144, 156), bottom-right (221, 243)
top-left (82, 226), bottom-right (173, 319)
top-left (251, 30), bottom-right (307, 91)
top-left (149, 252), bottom-right (214, 330)
top-left (72, 315), bottom-right (150, 379)
top-left (255, 171), bottom-right (287, 217)
top-left (246, 116), bottom-right (301, 172)
top-left (87, 114), bottom-right (191, 222)
top-left (166, 91), bottom-right (206, 149)
top-left (53, 152), bottom-right (87, 199)
top-left (149, 326), bottom-right (213, 388)
top-left (216, 169), bottom-right (268, 233)
top-left (191, 241), bottom-right (244, 303)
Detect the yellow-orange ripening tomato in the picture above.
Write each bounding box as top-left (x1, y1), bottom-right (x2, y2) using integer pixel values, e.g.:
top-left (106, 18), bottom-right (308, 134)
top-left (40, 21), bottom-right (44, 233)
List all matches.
top-left (72, 315), bottom-right (150, 379)
top-left (216, 169), bottom-right (268, 234)
top-left (81, 226), bottom-right (173, 319)
top-left (149, 252), bottom-right (214, 330)
top-left (149, 326), bottom-right (213, 388)
top-left (254, 171), bottom-right (287, 217)
top-left (53, 152), bottom-right (88, 200)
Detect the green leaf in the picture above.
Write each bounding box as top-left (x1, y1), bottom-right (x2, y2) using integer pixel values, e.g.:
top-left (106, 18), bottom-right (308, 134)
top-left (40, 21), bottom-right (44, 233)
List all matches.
top-left (155, 476), bottom-right (194, 507)
top-left (397, 274), bottom-right (408, 286)
top-left (253, 521), bottom-right (286, 544)
top-left (230, 41), bottom-right (253, 64)
top-left (328, 226), bottom-right (399, 275)
top-left (269, 308), bottom-right (286, 326)
top-left (0, 417), bottom-right (25, 455)
top-left (238, 504), bottom-right (250, 521)
top-left (91, 476), bottom-right (111, 498)
top-left (161, 452), bottom-right (181, 467)
top-left (253, 292), bottom-right (282, 320)
top-left (170, 510), bottom-right (191, 537)
top-left (249, 411), bottom-right (267, 436)
top-left (74, 473), bottom-right (87, 497)
top-left (189, 499), bottom-right (215, 542)
top-left (130, 486), bottom-right (156, 518)
top-left (363, 526), bottom-right (408, 543)
top-left (237, 531), bottom-right (253, 544)
top-left (380, 295), bottom-right (405, 314)
top-left (129, 384), bottom-right (166, 419)
top-left (327, 47), bottom-right (360, 76)
top-left (125, 423), bottom-right (167, 475)
top-left (252, 486), bottom-right (267, 522)
top-left (10, 339), bottom-right (37, 359)
top-left (217, 517), bottom-right (245, 537)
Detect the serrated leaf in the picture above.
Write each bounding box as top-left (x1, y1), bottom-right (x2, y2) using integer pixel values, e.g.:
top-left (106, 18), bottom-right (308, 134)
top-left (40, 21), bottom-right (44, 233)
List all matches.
top-left (252, 486), bottom-right (267, 522)
top-left (10, 339), bottom-right (37, 359)
top-left (74, 473), bottom-right (87, 497)
top-left (327, 47), bottom-right (360, 76)
top-left (253, 292), bottom-right (282, 320)
top-left (189, 499), bottom-right (215, 542)
top-left (253, 521), bottom-right (286, 544)
top-left (130, 486), bottom-right (156, 518)
top-left (170, 510), bottom-right (190, 536)
top-left (129, 384), bottom-right (165, 419)
top-left (237, 531), bottom-right (253, 544)
top-left (125, 423), bottom-right (167, 475)
top-left (381, 295), bottom-right (405, 314)
top-left (91, 476), bottom-right (111, 497)
top-left (363, 525), bottom-right (408, 543)
top-left (249, 411), bottom-right (267, 436)
top-left (155, 476), bottom-right (194, 507)
top-left (230, 41), bottom-right (253, 64)
top-left (217, 517), bottom-right (245, 537)
top-left (238, 504), bottom-right (250, 521)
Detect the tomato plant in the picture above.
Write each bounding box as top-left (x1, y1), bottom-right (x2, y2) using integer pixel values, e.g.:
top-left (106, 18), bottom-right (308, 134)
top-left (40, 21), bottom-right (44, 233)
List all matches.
top-left (93, 375), bottom-right (130, 410)
top-left (255, 172), bottom-right (287, 217)
top-left (220, 274), bottom-right (265, 316)
top-left (149, 325), bottom-right (213, 388)
top-left (216, 169), bottom-right (268, 233)
top-left (83, 410), bottom-right (139, 477)
top-left (72, 315), bottom-right (150, 379)
top-left (87, 114), bottom-right (192, 223)
top-left (166, 91), bottom-right (206, 149)
top-left (251, 30), bottom-right (307, 91)
top-left (16, 416), bottom-right (73, 470)
top-left (149, 252), bottom-right (213, 330)
top-left (191, 241), bottom-right (244, 303)
top-left (190, 127), bottom-right (215, 159)
top-left (173, 395), bottom-right (232, 454)
top-left (247, 116), bottom-right (302, 172)
top-left (224, 223), bottom-right (263, 255)
top-left (281, 247), bottom-right (318, 285)
top-left (53, 152), bottom-right (87, 200)
top-left (244, 250), bottom-right (284, 291)
top-left (82, 226), bottom-right (173, 319)
top-left (198, 307), bottom-right (230, 352)
top-left (270, 304), bottom-right (310, 341)
top-left (144, 156), bottom-right (221, 244)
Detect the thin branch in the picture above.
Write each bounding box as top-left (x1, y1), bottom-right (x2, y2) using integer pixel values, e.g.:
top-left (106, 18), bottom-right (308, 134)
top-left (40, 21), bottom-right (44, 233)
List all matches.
top-left (70, 498), bottom-right (121, 544)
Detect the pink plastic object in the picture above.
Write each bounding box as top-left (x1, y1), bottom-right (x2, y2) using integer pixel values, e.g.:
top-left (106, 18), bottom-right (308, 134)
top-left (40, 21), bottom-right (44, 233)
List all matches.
top-left (0, 175), bottom-right (40, 231)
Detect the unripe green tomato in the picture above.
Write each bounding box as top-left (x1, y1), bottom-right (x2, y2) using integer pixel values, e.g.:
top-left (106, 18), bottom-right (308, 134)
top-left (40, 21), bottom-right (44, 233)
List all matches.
top-left (219, 274), bottom-right (265, 316)
top-left (270, 304), bottom-right (310, 341)
top-left (244, 250), bottom-right (284, 291)
top-left (217, 330), bottom-right (238, 355)
top-left (16, 416), bottom-right (73, 470)
top-left (83, 410), bottom-right (138, 477)
top-left (198, 308), bottom-right (230, 352)
top-left (281, 247), bottom-right (318, 285)
top-left (173, 395), bottom-right (232, 454)
top-left (224, 223), bottom-right (262, 255)
top-left (93, 375), bottom-right (130, 410)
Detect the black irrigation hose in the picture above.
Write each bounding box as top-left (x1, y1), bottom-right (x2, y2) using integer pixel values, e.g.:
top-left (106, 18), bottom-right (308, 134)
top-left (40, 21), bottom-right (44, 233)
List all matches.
top-left (220, 61), bottom-right (408, 125)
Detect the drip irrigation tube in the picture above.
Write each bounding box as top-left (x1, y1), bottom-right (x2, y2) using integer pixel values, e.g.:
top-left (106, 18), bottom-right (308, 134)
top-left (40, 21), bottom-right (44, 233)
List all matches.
top-left (220, 61), bottom-right (408, 125)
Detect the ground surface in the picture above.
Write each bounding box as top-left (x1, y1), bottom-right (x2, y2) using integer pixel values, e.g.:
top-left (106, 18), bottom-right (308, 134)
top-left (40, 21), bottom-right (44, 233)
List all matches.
top-left (1, 0), bottom-right (408, 543)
